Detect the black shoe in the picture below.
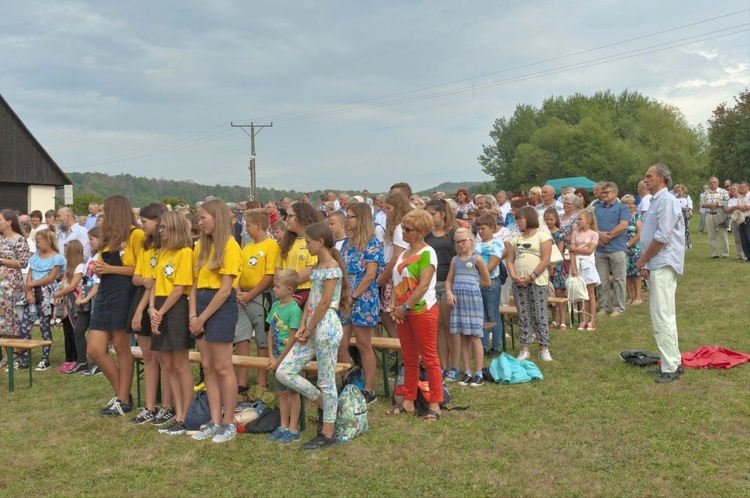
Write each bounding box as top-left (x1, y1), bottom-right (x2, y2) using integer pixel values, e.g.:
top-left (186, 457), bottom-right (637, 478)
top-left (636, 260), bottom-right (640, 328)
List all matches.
top-left (361, 389), bottom-right (377, 406)
top-left (654, 369), bottom-right (683, 384)
top-left (100, 398), bottom-right (127, 417)
top-left (82, 364), bottom-right (101, 376)
top-left (300, 434), bottom-right (339, 450)
top-left (489, 348), bottom-right (503, 357)
top-left (457, 373), bottom-right (472, 386)
top-left (65, 362), bottom-right (88, 374)
top-left (649, 365), bottom-right (684, 376)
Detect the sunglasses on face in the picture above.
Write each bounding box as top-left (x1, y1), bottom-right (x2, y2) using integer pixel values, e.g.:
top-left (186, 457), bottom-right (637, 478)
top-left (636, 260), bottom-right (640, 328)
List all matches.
top-left (400, 224), bottom-right (415, 234)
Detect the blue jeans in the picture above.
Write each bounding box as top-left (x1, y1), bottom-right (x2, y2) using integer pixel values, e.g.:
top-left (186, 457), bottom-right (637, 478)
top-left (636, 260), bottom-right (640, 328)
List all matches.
top-left (480, 277), bottom-right (503, 350)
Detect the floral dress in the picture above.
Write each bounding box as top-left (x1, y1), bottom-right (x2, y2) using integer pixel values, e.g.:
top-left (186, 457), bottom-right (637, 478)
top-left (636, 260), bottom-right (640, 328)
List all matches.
top-left (341, 237), bottom-right (384, 327)
top-left (626, 212), bottom-right (642, 277)
top-left (550, 230), bottom-right (568, 291)
top-left (0, 235), bottom-right (31, 337)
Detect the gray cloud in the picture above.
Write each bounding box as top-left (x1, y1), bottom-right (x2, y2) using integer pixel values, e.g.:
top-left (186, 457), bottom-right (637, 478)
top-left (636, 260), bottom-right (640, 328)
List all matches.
top-left (2, 0), bottom-right (748, 192)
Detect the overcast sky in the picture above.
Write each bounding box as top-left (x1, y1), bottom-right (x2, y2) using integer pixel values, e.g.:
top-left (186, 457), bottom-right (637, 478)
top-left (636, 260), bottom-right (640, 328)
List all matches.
top-left (2, 1), bottom-right (748, 194)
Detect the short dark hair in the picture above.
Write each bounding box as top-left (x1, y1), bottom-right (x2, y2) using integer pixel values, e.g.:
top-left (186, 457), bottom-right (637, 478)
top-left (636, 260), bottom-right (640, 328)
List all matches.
top-left (516, 206), bottom-right (539, 229)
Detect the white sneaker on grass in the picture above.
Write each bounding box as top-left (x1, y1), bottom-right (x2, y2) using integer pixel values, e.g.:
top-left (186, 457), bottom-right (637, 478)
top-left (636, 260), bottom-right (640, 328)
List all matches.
top-left (212, 423), bottom-right (237, 443)
top-left (192, 420), bottom-right (220, 440)
top-left (516, 350), bottom-right (531, 361)
top-left (539, 350), bottom-right (553, 362)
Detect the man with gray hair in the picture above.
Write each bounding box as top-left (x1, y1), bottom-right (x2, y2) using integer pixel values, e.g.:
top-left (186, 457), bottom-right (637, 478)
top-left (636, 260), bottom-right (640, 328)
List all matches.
top-left (593, 182), bottom-right (630, 317)
top-left (57, 207), bottom-right (90, 258)
top-left (701, 176), bottom-right (730, 258)
top-left (636, 163), bottom-right (685, 383)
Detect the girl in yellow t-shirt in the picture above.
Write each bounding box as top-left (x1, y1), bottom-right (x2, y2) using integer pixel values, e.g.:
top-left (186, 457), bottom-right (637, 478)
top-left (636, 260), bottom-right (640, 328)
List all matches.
top-left (507, 206), bottom-right (553, 363)
top-left (148, 212), bottom-right (194, 436)
top-left (129, 202), bottom-right (172, 426)
top-left (189, 199), bottom-right (242, 443)
top-left (90, 195), bottom-right (145, 417)
top-left (277, 202), bottom-right (322, 308)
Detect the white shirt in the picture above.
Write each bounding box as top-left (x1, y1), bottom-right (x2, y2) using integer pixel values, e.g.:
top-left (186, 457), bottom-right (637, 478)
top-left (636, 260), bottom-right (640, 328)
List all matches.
top-left (639, 194), bottom-right (652, 215)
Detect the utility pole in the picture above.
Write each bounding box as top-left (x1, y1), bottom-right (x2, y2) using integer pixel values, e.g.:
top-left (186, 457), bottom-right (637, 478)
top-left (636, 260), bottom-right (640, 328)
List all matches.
top-left (231, 121), bottom-right (273, 200)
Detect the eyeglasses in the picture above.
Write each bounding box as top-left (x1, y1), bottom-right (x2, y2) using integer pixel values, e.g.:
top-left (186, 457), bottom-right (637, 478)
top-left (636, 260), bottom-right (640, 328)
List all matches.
top-left (400, 224), bottom-right (415, 234)
top-left (455, 239), bottom-right (472, 244)
top-left (601, 190), bottom-right (614, 195)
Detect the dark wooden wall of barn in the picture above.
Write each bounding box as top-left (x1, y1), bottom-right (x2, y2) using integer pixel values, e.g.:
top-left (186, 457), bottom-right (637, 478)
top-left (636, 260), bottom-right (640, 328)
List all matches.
top-left (0, 97), bottom-right (69, 186)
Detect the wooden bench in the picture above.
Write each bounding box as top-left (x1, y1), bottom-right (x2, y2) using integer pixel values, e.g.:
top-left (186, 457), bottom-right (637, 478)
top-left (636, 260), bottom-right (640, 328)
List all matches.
top-left (499, 306), bottom-right (518, 350)
top-left (349, 335), bottom-right (402, 398)
top-left (130, 347), bottom-right (352, 429)
top-left (0, 338), bottom-right (53, 392)
top-left (547, 296), bottom-right (581, 327)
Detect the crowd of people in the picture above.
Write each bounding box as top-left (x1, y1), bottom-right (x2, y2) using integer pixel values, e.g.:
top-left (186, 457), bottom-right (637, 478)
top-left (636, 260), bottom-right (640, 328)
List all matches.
top-left (0, 169), bottom-right (745, 446)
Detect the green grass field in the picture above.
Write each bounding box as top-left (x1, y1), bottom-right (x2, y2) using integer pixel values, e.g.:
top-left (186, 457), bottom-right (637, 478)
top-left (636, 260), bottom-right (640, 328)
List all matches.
top-left (1, 233), bottom-right (748, 497)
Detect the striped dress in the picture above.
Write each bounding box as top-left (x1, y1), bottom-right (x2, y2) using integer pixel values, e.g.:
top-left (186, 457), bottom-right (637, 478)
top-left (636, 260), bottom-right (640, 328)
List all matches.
top-left (449, 255), bottom-right (484, 337)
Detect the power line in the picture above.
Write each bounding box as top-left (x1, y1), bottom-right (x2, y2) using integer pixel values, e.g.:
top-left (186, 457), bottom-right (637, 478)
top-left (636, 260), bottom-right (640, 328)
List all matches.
top-left (70, 9), bottom-right (749, 169)
top-left (244, 9), bottom-right (750, 123)
top-left (261, 25), bottom-right (750, 124)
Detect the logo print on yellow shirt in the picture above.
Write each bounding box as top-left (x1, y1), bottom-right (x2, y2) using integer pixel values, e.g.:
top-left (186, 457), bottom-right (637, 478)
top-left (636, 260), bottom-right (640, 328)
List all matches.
top-left (164, 264), bottom-right (175, 277)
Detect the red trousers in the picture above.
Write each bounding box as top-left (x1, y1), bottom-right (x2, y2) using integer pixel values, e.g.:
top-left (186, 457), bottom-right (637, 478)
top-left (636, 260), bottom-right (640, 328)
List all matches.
top-left (397, 305), bottom-right (443, 404)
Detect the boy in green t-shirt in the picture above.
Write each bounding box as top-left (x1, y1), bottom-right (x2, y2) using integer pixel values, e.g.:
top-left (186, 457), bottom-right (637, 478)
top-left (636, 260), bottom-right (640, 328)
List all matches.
top-left (266, 269), bottom-right (303, 444)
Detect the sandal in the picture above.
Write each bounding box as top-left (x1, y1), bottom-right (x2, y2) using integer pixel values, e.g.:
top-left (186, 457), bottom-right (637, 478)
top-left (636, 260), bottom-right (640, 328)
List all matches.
top-left (423, 409), bottom-right (441, 423)
top-left (385, 404), bottom-right (414, 416)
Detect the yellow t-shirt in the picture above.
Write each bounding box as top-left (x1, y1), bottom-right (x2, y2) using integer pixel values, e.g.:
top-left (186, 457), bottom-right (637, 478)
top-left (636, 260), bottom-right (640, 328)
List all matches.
top-left (155, 247), bottom-right (193, 297)
top-left (102, 226), bottom-right (144, 268)
top-left (193, 239), bottom-right (242, 290)
top-left (277, 236), bottom-right (317, 290)
top-left (135, 247), bottom-right (157, 279)
top-left (511, 230), bottom-right (552, 286)
top-left (239, 237), bottom-right (279, 290)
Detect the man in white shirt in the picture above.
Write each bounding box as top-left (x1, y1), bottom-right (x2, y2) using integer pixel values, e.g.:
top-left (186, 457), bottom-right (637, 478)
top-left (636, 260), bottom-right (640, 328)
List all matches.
top-left (496, 190), bottom-right (511, 221)
top-left (84, 202), bottom-right (99, 230)
top-left (57, 207), bottom-right (91, 258)
top-left (637, 181), bottom-right (651, 216)
top-left (636, 163), bottom-right (685, 384)
top-left (537, 185), bottom-right (564, 217)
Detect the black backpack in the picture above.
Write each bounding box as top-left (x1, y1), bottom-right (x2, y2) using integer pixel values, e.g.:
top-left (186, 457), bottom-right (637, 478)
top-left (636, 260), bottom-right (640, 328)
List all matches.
top-left (244, 407), bottom-right (281, 434)
top-left (619, 350), bottom-right (660, 367)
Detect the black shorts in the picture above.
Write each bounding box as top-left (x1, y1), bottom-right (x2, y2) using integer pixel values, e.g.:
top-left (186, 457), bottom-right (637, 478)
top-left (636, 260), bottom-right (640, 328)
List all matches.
top-left (150, 295), bottom-right (191, 351)
top-left (196, 289), bottom-right (238, 343)
top-left (126, 286), bottom-right (153, 336)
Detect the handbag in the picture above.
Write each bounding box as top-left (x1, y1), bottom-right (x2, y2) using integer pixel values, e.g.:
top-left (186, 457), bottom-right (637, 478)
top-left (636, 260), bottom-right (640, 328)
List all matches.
top-left (550, 243), bottom-right (564, 264)
top-left (566, 275), bottom-right (588, 303)
top-left (715, 208), bottom-right (728, 227)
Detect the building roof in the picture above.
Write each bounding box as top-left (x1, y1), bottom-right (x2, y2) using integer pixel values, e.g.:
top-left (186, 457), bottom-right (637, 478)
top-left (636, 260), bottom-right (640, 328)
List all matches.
top-left (0, 93), bottom-right (72, 186)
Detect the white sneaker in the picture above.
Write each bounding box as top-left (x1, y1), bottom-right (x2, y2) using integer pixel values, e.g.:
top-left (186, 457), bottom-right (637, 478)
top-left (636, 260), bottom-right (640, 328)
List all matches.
top-left (516, 350), bottom-right (531, 361)
top-left (539, 350), bottom-right (553, 362)
top-left (212, 423), bottom-right (237, 443)
top-left (192, 420), bottom-right (220, 440)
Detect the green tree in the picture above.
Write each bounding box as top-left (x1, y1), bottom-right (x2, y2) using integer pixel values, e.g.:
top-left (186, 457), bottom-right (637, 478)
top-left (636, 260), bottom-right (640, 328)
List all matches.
top-left (68, 191), bottom-right (102, 216)
top-left (478, 90), bottom-right (708, 194)
top-left (708, 89), bottom-right (750, 182)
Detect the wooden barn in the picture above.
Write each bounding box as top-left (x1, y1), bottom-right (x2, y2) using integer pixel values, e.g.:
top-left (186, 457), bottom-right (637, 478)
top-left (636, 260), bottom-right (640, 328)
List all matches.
top-left (0, 93), bottom-right (71, 213)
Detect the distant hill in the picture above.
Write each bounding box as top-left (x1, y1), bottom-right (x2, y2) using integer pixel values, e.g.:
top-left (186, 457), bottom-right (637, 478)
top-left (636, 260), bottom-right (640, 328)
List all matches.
top-left (65, 172), bottom-right (495, 208)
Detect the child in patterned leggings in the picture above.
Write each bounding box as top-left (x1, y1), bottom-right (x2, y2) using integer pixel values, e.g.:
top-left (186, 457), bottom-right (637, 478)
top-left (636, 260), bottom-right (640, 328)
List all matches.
top-left (276, 222), bottom-right (350, 451)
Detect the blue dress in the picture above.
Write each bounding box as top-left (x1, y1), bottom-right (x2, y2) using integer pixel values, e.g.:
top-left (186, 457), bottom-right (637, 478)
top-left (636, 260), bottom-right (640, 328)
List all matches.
top-left (341, 237), bottom-right (384, 327)
top-left (449, 255), bottom-right (484, 337)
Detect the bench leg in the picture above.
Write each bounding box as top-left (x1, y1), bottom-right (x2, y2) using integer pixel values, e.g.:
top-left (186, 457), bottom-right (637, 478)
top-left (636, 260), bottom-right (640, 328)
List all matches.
top-left (28, 347), bottom-right (33, 387)
top-left (5, 347), bottom-right (14, 392)
top-left (381, 348), bottom-right (390, 399)
top-left (299, 402), bottom-right (306, 432)
top-left (135, 359), bottom-right (143, 408)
